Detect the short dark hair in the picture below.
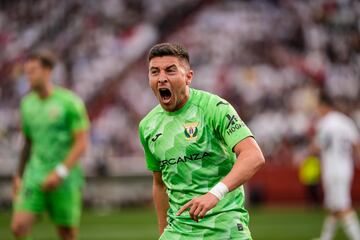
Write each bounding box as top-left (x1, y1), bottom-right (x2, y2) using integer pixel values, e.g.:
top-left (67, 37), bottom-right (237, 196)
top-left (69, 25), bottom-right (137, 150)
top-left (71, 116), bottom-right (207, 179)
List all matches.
top-left (27, 50), bottom-right (56, 70)
top-left (148, 43), bottom-right (190, 65)
top-left (319, 90), bottom-right (334, 107)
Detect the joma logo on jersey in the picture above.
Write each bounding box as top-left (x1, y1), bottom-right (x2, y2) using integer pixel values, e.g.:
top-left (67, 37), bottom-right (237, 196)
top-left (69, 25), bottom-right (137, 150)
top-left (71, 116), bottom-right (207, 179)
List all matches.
top-left (226, 114), bottom-right (243, 136)
top-left (184, 122), bottom-right (199, 140)
top-left (151, 133), bottom-right (162, 142)
top-left (160, 152), bottom-right (210, 169)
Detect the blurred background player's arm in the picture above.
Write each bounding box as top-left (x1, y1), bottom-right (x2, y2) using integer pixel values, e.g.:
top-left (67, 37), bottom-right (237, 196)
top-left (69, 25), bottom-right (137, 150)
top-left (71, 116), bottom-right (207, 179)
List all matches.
top-left (353, 142), bottom-right (360, 169)
top-left (42, 130), bottom-right (88, 191)
top-left (152, 171), bottom-right (169, 235)
top-left (62, 130), bottom-right (89, 170)
top-left (16, 137), bottom-right (32, 177)
top-left (13, 136), bottom-right (31, 198)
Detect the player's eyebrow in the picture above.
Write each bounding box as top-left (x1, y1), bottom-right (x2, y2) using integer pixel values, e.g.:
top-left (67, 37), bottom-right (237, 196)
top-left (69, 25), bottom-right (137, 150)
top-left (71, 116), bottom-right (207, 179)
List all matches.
top-left (165, 64), bottom-right (177, 71)
top-left (149, 64), bottom-right (177, 71)
top-left (149, 66), bottom-right (159, 71)
top-left (149, 66), bottom-right (160, 74)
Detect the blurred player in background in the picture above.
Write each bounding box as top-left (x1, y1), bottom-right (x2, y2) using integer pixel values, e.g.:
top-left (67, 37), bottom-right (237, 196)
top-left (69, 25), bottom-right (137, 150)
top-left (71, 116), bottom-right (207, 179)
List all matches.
top-left (139, 43), bottom-right (265, 239)
top-left (311, 91), bottom-right (360, 240)
top-left (11, 51), bottom-right (90, 240)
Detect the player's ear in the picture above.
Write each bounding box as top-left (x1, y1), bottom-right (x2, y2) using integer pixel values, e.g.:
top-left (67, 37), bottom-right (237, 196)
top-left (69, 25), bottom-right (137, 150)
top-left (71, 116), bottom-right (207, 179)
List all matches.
top-left (185, 70), bottom-right (193, 86)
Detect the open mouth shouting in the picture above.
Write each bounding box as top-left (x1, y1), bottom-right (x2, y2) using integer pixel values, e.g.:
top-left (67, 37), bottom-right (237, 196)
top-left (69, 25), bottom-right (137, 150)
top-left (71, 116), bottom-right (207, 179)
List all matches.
top-left (159, 87), bottom-right (172, 105)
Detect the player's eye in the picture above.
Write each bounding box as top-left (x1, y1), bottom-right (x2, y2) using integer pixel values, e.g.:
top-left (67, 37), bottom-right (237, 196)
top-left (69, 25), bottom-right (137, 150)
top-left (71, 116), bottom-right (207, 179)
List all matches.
top-left (150, 69), bottom-right (159, 75)
top-left (166, 68), bottom-right (177, 74)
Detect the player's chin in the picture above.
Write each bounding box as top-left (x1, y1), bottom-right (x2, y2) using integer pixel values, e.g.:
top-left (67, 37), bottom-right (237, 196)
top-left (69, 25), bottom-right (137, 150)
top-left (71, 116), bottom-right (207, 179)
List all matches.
top-left (159, 102), bottom-right (175, 112)
top-left (158, 97), bottom-right (176, 111)
top-left (30, 82), bottom-right (41, 89)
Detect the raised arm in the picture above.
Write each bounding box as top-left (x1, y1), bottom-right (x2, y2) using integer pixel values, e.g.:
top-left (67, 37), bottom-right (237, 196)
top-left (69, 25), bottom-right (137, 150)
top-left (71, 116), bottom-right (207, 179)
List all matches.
top-left (41, 130), bottom-right (88, 191)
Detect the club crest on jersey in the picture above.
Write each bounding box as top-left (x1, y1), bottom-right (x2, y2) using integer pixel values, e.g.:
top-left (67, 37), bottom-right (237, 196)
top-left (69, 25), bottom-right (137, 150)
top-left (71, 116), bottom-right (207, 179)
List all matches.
top-left (49, 106), bottom-right (61, 120)
top-left (184, 122), bottom-right (199, 141)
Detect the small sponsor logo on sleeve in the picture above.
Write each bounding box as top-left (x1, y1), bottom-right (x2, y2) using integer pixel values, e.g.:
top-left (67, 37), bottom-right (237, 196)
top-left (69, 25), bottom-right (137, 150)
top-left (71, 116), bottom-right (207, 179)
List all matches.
top-left (226, 114), bottom-right (244, 135)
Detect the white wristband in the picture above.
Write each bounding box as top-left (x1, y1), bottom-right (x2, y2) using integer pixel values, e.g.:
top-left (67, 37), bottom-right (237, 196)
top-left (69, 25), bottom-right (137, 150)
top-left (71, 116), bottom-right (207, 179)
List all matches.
top-left (209, 182), bottom-right (229, 200)
top-left (55, 164), bottom-right (69, 179)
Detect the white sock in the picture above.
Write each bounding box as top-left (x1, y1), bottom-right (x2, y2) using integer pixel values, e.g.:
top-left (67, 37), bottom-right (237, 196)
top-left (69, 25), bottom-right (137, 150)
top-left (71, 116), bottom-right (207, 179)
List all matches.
top-left (320, 215), bottom-right (337, 240)
top-left (341, 211), bottom-right (360, 240)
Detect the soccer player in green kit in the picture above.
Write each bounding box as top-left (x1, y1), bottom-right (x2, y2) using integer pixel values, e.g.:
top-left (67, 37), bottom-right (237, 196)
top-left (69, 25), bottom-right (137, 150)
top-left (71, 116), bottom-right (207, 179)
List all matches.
top-left (11, 51), bottom-right (89, 240)
top-left (139, 43), bottom-right (265, 240)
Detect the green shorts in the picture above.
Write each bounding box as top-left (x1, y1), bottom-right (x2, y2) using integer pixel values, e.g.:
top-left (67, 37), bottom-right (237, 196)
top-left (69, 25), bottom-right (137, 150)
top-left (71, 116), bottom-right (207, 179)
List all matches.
top-left (14, 181), bottom-right (82, 227)
top-left (160, 211), bottom-right (252, 240)
top-left (160, 226), bottom-right (252, 240)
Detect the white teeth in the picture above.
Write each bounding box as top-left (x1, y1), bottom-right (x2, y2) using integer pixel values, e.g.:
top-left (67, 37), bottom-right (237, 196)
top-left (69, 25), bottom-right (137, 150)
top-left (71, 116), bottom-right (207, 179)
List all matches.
top-left (162, 97), bottom-right (171, 104)
top-left (158, 87), bottom-right (172, 104)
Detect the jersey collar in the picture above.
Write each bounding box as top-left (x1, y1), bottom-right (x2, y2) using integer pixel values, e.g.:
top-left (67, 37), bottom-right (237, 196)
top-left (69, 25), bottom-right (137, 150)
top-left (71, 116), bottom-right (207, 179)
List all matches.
top-left (165, 88), bottom-right (194, 116)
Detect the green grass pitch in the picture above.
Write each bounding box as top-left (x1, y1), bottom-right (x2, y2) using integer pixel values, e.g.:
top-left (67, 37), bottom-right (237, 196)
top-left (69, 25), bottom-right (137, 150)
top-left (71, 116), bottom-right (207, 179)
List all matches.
top-left (0, 207), bottom-right (349, 239)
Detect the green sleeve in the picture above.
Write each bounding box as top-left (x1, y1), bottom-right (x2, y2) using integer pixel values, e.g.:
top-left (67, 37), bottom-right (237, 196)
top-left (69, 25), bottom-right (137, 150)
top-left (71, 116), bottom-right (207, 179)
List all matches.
top-left (20, 100), bottom-right (31, 138)
top-left (68, 96), bottom-right (90, 133)
top-left (139, 123), bottom-right (160, 171)
top-left (211, 98), bottom-right (253, 151)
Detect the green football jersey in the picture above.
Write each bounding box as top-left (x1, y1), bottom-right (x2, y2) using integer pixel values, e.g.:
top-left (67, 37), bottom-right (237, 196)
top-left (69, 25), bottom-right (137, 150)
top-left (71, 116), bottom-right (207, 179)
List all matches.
top-left (139, 88), bottom-right (253, 238)
top-left (20, 87), bottom-right (89, 187)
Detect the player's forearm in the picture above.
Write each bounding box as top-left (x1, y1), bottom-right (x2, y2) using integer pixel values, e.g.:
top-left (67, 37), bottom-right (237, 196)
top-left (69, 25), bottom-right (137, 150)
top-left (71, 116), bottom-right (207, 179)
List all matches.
top-left (16, 138), bottom-right (31, 177)
top-left (62, 131), bottom-right (88, 170)
top-left (153, 183), bottom-right (169, 234)
top-left (354, 143), bottom-right (360, 160)
top-left (353, 143), bottom-right (360, 166)
top-left (222, 148), bottom-right (265, 192)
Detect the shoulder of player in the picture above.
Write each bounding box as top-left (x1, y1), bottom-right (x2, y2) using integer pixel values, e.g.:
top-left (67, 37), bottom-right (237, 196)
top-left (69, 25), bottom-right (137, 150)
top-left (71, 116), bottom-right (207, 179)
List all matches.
top-left (336, 112), bottom-right (358, 130)
top-left (54, 86), bottom-right (84, 105)
top-left (319, 112), bottom-right (356, 133)
top-left (191, 88), bottom-right (229, 112)
top-left (20, 92), bottom-right (37, 108)
top-left (139, 104), bottom-right (163, 130)
top-left (327, 111), bottom-right (353, 125)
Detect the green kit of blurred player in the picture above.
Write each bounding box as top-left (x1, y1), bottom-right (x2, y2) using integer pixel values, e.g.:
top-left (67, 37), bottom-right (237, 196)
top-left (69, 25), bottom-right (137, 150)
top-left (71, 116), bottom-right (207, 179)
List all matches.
top-left (11, 51), bottom-right (89, 240)
top-left (139, 43), bottom-right (265, 239)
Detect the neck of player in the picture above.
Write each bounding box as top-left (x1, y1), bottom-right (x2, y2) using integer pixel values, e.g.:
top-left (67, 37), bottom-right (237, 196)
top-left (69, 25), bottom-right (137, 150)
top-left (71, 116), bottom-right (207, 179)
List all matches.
top-left (36, 80), bottom-right (53, 99)
top-left (173, 87), bottom-right (190, 112)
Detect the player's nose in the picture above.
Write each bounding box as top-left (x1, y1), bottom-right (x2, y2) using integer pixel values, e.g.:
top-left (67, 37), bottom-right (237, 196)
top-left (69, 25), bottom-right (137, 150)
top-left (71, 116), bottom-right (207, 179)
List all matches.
top-left (158, 78), bottom-right (168, 84)
top-left (158, 70), bottom-right (168, 83)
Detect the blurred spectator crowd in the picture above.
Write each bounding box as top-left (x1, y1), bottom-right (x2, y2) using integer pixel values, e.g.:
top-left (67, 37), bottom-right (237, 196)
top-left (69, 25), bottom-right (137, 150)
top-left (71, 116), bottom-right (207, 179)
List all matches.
top-left (0, 0), bottom-right (359, 175)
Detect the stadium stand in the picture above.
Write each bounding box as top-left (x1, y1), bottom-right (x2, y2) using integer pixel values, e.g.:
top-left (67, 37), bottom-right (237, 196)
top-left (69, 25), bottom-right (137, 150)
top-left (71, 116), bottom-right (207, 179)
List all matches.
top-left (0, 0), bottom-right (359, 180)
